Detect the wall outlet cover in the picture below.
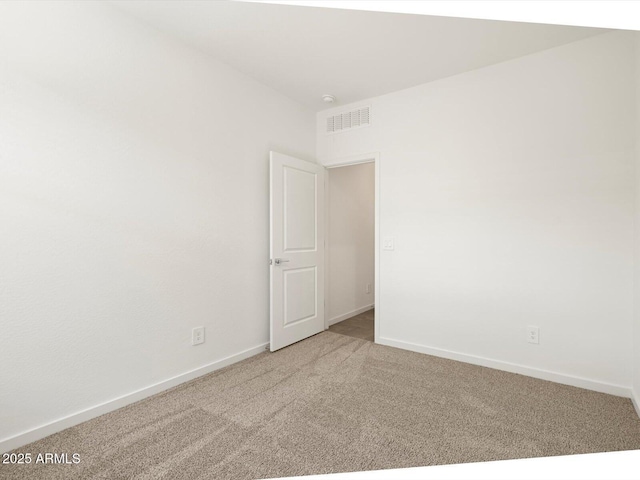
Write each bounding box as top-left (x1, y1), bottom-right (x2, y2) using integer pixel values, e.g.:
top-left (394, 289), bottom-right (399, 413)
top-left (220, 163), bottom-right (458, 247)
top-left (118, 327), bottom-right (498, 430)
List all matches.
top-left (192, 327), bottom-right (205, 346)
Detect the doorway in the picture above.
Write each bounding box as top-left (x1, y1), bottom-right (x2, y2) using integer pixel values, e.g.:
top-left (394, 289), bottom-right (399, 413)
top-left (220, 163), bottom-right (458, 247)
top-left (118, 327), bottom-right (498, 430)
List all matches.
top-left (325, 159), bottom-right (376, 342)
top-left (269, 151), bottom-right (379, 351)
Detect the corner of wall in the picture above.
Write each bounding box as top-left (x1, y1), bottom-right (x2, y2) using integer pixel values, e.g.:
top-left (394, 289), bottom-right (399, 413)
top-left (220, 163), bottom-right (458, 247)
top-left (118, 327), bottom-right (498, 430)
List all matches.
top-left (633, 31), bottom-right (640, 414)
top-left (631, 386), bottom-right (640, 419)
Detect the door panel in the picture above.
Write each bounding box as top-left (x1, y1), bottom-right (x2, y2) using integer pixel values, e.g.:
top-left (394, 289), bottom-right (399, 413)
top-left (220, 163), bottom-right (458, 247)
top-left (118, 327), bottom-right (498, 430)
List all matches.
top-left (270, 151), bottom-right (325, 351)
top-left (283, 266), bottom-right (316, 326)
top-left (284, 166), bottom-right (316, 251)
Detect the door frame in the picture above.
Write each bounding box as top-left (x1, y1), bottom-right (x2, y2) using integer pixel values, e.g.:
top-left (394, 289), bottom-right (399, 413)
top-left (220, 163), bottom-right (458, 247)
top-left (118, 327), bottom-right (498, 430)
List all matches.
top-left (323, 152), bottom-right (380, 343)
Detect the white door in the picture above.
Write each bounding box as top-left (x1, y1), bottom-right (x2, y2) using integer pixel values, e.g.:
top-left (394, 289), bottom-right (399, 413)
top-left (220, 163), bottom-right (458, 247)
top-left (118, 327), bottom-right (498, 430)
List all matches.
top-left (270, 151), bottom-right (325, 351)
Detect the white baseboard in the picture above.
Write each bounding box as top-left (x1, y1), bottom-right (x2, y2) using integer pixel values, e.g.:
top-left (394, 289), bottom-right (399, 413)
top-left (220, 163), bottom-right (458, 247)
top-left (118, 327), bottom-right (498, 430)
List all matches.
top-left (328, 304), bottom-right (374, 326)
top-left (378, 336), bottom-right (632, 398)
top-left (632, 389), bottom-right (640, 419)
top-left (0, 342), bottom-right (268, 454)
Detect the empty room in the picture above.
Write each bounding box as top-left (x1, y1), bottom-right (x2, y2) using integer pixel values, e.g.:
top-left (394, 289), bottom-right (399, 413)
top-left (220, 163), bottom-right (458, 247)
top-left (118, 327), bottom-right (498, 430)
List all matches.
top-left (1, 1), bottom-right (640, 479)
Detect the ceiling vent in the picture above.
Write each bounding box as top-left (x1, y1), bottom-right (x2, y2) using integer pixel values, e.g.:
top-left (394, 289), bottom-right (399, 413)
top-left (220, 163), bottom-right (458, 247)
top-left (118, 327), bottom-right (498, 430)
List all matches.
top-left (326, 106), bottom-right (370, 134)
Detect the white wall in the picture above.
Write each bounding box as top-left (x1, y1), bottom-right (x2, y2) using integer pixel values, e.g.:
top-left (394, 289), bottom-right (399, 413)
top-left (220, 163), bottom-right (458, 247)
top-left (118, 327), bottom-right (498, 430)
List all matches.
top-left (634, 32), bottom-right (640, 412)
top-left (327, 163), bottom-right (375, 324)
top-left (0, 2), bottom-right (315, 449)
top-left (318, 31), bottom-right (637, 395)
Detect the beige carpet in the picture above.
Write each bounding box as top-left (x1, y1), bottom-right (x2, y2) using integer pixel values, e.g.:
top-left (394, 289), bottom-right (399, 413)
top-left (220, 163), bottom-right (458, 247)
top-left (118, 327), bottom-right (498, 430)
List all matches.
top-left (328, 309), bottom-right (374, 341)
top-left (3, 331), bottom-right (640, 479)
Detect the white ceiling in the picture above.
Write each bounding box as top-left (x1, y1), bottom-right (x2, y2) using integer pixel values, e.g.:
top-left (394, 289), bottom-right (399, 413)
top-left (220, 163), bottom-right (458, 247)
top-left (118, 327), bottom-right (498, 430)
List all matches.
top-left (111, 1), bottom-right (606, 111)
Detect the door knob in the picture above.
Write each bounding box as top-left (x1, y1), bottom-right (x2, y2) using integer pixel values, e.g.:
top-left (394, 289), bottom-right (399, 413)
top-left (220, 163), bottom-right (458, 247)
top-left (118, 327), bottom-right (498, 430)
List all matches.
top-left (273, 258), bottom-right (290, 265)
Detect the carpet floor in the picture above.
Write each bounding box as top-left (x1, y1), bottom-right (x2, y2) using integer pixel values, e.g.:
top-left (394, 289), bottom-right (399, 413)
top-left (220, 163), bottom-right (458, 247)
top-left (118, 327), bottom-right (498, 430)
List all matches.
top-left (3, 331), bottom-right (640, 479)
top-left (328, 309), bottom-right (374, 341)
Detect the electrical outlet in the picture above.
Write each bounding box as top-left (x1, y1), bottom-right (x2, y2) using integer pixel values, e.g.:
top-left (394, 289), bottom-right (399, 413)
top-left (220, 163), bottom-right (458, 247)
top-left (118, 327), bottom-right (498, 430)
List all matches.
top-left (527, 326), bottom-right (539, 344)
top-left (366, 283), bottom-right (372, 294)
top-left (192, 327), bottom-right (205, 346)
top-left (383, 236), bottom-right (395, 251)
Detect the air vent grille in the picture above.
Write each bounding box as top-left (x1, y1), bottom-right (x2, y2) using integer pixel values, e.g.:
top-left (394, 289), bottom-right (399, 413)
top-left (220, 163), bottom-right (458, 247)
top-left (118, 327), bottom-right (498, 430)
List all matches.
top-left (326, 106), bottom-right (370, 134)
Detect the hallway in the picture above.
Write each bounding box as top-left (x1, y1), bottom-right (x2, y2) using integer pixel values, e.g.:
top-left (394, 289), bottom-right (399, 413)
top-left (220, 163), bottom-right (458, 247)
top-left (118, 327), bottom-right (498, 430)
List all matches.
top-left (328, 309), bottom-right (374, 342)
